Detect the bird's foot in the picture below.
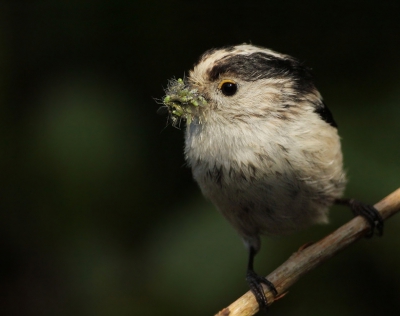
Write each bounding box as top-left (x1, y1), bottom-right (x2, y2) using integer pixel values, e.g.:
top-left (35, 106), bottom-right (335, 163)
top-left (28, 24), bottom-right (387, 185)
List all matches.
top-left (246, 269), bottom-right (278, 311)
top-left (336, 198), bottom-right (383, 237)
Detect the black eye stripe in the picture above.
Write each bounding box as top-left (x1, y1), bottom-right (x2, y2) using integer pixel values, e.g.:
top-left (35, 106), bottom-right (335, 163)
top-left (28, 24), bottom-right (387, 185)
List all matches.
top-left (207, 52), bottom-right (315, 95)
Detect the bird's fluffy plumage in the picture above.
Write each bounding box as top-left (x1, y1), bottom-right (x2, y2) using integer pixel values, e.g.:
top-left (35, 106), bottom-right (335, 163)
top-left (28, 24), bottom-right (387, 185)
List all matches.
top-left (178, 44), bottom-right (346, 251)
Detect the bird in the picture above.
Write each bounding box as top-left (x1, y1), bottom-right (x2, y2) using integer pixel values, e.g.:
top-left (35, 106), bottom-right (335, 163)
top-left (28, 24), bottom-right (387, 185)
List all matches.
top-left (158, 44), bottom-right (383, 310)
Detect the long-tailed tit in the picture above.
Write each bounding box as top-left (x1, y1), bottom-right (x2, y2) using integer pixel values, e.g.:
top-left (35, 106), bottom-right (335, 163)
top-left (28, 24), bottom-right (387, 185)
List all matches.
top-left (158, 44), bottom-right (383, 309)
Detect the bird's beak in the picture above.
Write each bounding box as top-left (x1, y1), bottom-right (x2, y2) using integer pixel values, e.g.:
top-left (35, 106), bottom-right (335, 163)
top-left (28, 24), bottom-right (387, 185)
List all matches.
top-left (158, 78), bottom-right (207, 126)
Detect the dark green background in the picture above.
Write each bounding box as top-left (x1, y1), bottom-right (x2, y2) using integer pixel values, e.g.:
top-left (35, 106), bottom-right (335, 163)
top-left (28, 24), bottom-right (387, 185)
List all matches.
top-left (1, 1), bottom-right (400, 315)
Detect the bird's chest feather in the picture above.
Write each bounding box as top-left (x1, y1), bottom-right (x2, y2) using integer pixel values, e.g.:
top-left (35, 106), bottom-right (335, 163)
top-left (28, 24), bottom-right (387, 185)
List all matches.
top-left (185, 120), bottom-right (305, 206)
top-left (184, 118), bottom-right (344, 236)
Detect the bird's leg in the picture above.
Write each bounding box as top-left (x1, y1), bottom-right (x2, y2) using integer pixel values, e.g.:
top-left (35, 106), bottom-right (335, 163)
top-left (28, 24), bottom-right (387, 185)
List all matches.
top-left (245, 246), bottom-right (278, 311)
top-left (335, 198), bottom-right (384, 237)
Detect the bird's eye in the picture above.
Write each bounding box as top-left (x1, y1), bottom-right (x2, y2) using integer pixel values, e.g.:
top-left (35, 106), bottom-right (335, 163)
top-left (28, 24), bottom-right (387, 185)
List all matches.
top-left (218, 80), bottom-right (237, 96)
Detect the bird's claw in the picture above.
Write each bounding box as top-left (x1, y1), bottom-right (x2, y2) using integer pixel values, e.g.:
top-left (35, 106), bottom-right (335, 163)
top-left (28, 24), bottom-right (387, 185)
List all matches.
top-left (336, 198), bottom-right (384, 237)
top-left (349, 200), bottom-right (383, 237)
top-left (246, 270), bottom-right (277, 311)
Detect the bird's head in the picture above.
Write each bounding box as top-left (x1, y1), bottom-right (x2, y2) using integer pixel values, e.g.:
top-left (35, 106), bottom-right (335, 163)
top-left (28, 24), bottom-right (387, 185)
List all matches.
top-left (159, 44), bottom-right (326, 128)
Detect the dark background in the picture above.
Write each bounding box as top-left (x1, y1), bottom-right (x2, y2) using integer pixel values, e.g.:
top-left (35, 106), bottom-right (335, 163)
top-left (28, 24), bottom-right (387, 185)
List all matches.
top-left (1, 1), bottom-right (400, 315)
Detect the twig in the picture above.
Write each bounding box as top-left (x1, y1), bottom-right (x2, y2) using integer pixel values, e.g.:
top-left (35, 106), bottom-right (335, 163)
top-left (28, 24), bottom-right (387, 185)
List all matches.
top-left (215, 188), bottom-right (400, 316)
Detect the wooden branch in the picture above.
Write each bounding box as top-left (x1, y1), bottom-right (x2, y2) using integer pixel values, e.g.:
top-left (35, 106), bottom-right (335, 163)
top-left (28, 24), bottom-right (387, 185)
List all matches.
top-left (215, 188), bottom-right (400, 316)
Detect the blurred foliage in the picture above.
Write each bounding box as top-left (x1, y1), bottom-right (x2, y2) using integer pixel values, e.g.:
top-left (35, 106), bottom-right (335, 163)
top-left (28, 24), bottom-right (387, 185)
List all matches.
top-left (1, 1), bottom-right (400, 315)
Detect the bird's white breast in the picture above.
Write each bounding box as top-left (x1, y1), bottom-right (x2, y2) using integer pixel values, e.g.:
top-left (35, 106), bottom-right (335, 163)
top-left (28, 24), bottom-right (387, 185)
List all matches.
top-left (184, 110), bottom-right (346, 246)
